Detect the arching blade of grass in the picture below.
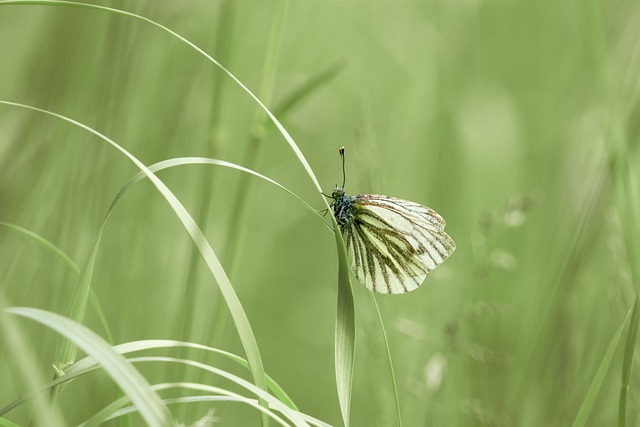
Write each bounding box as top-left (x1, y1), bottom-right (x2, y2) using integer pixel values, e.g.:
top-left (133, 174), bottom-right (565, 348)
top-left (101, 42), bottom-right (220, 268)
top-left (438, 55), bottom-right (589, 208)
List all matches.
top-left (110, 394), bottom-right (332, 427)
top-left (572, 304), bottom-right (634, 427)
top-left (116, 157), bottom-right (330, 231)
top-left (0, 339), bottom-right (298, 416)
top-left (0, 0), bottom-right (325, 199)
top-left (0, 222), bottom-right (113, 343)
top-left (83, 359), bottom-right (310, 427)
top-left (6, 307), bottom-right (173, 426)
top-left (70, 339), bottom-right (299, 411)
top-left (0, 100), bottom-right (269, 419)
top-left (84, 385), bottom-right (290, 427)
top-left (334, 228), bottom-right (355, 427)
top-left (370, 295), bottom-right (402, 427)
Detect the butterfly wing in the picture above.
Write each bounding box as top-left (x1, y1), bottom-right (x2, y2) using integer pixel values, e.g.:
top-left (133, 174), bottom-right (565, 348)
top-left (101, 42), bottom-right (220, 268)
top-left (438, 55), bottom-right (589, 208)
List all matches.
top-left (342, 194), bottom-right (455, 294)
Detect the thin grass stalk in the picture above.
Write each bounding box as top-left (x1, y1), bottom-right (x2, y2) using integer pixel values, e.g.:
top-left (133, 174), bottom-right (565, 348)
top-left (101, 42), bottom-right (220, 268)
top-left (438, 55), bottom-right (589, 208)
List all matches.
top-left (370, 294), bottom-right (403, 427)
top-left (334, 228), bottom-right (355, 427)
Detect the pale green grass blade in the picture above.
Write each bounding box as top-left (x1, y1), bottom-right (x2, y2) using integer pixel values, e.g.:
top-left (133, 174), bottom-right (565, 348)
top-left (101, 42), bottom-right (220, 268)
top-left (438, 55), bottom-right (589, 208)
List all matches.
top-left (110, 394), bottom-right (332, 427)
top-left (619, 295), bottom-right (639, 427)
top-left (116, 157), bottom-right (330, 230)
top-left (334, 228), bottom-right (355, 427)
top-left (0, 339), bottom-right (299, 416)
top-left (84, 383), bottom-right (291, 427)
top-left (6, 307), bottom-right (173, 426)
top-left (82, 360), bottom-right (310, 427)
top-left (69, 339), bottom-right (299, 411)
top-left (572, 305), bottom-right (634, 427)
top-left (52, 234), bottom-right (101, 375)
top-left (370, 295), bottom-right (402, 427)
top-left (0, 0), bottom-right (326, 199)
top-left (0, 100), bottom-right (269, 416)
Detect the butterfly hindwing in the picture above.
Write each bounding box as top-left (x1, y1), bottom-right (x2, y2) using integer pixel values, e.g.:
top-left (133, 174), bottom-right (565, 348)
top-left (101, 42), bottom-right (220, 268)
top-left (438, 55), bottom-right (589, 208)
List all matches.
top-left (342, 194), bottom-right (455, 294)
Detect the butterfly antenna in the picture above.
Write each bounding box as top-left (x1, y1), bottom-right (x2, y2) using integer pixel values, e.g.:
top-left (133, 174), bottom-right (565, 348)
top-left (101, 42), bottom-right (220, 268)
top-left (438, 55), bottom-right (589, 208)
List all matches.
top-left (339, 146), bottom-right (346, 188)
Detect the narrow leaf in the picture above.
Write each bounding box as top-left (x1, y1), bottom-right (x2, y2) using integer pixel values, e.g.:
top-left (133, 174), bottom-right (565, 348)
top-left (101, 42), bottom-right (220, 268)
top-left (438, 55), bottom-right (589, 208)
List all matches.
top-left (334, 228), bottom-right (355, 427)
top-left (7, 307), bottom-right (173, 426)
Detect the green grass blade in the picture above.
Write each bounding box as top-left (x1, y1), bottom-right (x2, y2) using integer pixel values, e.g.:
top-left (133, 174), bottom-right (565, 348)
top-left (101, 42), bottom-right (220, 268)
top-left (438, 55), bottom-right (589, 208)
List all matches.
top-left (334, 228), bottom-right (355, 427)
top-left (1, 338), bottom-right (301, 417)
top-left (572, 304), bottom-right (634, 427)
top-left (6, 307), bottom-right (173, 426)
top-left (116, 157), bottom-right (330, 230)
top-left (370, 295), bottom-right (403, 427)
top-left (619, 295), bottom-right (639, 427)
top-left (110, 394), bottom-right (332, 427)
top-left (81, 361), bottom-right (310, 427)
top-left (52, 233), bottom-right (102, 375)
top-left (0, 0), bottom-right (325, 199)
top-left (0, 100), bottom-right (269, 416)
top-left (69, 339), bottom-right (299, 411)
top-left (85, 385), bottom-right (291, 427)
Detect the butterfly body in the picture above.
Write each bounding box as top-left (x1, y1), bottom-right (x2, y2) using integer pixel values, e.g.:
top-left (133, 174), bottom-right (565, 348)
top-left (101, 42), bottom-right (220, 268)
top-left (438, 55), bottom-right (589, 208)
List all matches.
top-left (330, 185), bottom-right (455, 294)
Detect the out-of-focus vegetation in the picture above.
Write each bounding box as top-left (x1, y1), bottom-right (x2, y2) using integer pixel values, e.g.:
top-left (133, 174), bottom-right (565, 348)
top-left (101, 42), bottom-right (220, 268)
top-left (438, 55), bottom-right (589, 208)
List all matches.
top-left (1, 0), bottom-right (640, 426)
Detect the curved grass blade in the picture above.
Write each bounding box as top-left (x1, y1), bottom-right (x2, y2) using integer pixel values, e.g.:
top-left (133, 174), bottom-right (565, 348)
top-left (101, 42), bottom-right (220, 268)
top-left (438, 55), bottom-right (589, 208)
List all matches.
top-left (82, 360), bottom-right (310, 427)
top-left (0, 0), bottom-right (326, 200)
top-left (572, 304), bottom-right (634, 427)
top-left (109, 393), bottom-right (332, 427)
top-left (370, 294), bottom-right (402, 427)
top-left (69, 339), bottom-right (299, 411)
top-left (619, 295), bottom-right (639, 427)
top-left (0, 100), bottom-right (269, 418)
top-left (84, 383), bottom-right (290, 427)
top-left (6, 307), bottom-right (173, 426)
top-left (116, 157), bottom-right (330, 231)
top-left (52, 234), bottom-right (101, 375)
top-left (334, 227), bottom-right (355, 427)
top-left (0, 339), bottom-right (299, 416)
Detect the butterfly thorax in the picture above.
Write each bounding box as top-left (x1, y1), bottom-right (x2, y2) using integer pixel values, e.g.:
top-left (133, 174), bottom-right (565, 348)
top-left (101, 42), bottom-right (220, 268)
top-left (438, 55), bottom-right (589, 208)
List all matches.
top-left (331, 186), bottom-right (353, 227)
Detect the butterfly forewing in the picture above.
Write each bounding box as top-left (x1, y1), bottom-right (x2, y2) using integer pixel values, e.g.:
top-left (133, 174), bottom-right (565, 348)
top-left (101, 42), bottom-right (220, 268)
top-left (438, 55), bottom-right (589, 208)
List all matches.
top-left (343, 194), bottom-right (455, 294)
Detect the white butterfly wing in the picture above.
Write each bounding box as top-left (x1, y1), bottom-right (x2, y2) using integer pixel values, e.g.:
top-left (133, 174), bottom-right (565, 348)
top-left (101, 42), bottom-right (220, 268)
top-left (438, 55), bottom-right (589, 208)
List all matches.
top-left (343, 194), bottom-right (455, 294)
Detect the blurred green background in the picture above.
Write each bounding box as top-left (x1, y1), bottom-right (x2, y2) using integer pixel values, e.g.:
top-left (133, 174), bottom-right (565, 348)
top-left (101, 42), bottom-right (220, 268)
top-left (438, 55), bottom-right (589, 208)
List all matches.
top-left (1, 0), bottom-right (640, 425)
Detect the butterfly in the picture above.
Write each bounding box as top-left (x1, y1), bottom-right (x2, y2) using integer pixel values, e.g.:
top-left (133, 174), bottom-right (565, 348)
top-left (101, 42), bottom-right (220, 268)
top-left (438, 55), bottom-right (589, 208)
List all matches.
top-left (328, 147), bottom-right (456, 294)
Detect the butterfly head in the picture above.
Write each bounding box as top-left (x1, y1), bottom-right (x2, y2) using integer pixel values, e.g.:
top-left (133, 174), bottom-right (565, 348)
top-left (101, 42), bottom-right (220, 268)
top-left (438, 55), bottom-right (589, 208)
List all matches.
top-left (331, 186), bottom-right (346, 200)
